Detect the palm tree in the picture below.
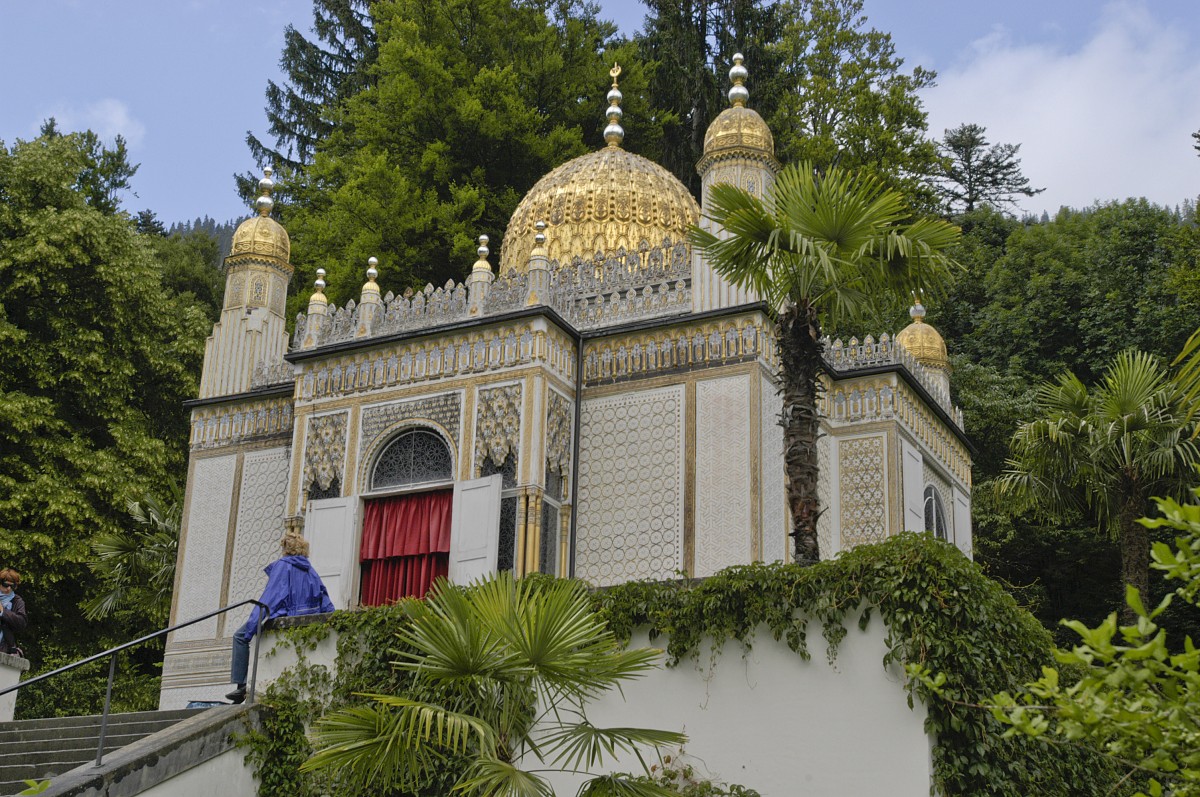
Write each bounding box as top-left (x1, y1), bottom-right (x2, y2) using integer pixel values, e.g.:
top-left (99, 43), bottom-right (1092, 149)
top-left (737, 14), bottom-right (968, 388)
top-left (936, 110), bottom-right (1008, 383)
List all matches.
top-left (84, 492), bottom-right (180, 623)
top-left (996, 350), bottom-right (1200, 609)
top-left (691, 161), bottom-right (961, 564)
top-left (302, 572), bottom-right (685, 797)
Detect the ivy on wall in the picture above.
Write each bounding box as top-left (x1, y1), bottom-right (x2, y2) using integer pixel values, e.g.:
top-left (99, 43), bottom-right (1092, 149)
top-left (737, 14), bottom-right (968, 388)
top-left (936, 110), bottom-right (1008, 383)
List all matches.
top-left (242, 534), bottom-right (1122, 795)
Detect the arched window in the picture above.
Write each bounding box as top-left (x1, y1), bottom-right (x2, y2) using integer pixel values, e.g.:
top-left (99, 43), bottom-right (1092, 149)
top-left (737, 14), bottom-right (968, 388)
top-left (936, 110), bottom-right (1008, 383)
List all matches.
top-left (923, 484), bottom-right (948, 541)
top-left (371, 429), bottom-right (453, 491)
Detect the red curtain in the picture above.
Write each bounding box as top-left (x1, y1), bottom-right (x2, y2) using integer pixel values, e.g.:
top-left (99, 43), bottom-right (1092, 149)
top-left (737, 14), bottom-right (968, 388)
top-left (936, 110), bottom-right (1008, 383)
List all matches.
top-left (360, 490), bottom-right (452, 605)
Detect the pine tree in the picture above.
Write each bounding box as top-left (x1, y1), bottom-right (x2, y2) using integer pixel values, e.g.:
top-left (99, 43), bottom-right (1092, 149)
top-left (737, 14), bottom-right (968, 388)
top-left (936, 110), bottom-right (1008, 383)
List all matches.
top-left (239, 0), bottom-right (378, 202)
top-left (936, 122), bottom-right (1044, 214)
top-left (635, 0), bottom-right (784, 197)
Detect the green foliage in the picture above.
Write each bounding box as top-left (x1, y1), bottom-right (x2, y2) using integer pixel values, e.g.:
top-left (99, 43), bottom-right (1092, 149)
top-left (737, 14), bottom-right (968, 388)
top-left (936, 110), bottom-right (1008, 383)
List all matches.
top-left (0, 129), bottom-right (210, 716)
top-left (593, 534), bottom-right (1121, 795)
top-left (984, 486), bottom-right (1200, 796)
top-left (303, 573), bottom-right (683, 797)
top-left (996, 349), bottom-right (1200, 604)
top-left (935, 122), bottom-right (1044, 214)
top-left (18, 780), bottom-right (51, 795)
top-left (767, 0), bottom-right (941, 208)
top-left (281, 0), bottom-right (619, 311)
top-left (621, 752), bottom-right (761, 796)
top-left (83, 493), bottom-right (180, 624)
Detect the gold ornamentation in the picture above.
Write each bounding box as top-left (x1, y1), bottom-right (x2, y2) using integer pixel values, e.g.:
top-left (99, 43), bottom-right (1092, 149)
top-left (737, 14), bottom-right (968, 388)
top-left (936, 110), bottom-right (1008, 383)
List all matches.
top-left (499, 147), bottom-right (699, 275)
top-left (895, 302), bottom-right (950, 372)
top-left (702, 106), bottom-right (775, 159)
top-left (229, 168), bottom-right (290, 265)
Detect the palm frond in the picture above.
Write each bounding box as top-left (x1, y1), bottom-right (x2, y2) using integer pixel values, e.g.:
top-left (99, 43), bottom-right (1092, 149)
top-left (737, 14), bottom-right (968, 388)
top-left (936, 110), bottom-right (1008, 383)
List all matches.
top-left (537, 721), bottom-right (687, 773)
top-left (455, 756), bottom-right (555, 797)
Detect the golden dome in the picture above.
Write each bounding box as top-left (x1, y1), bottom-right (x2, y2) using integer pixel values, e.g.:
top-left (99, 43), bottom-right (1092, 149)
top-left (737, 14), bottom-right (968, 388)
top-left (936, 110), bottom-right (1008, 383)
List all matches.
top-left (895, 303), bottom-right (950, 371)
top-left (499, 146), bottom-right (699, 274)
top-left (704, 106), bottom-right (774, 158)
top-left (229, 168), bottom-right (290, 265)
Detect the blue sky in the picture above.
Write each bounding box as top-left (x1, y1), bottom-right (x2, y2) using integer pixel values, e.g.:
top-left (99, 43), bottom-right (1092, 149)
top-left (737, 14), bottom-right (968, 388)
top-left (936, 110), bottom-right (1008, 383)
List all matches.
top-left (1, 0), bottom-right (1197, 226)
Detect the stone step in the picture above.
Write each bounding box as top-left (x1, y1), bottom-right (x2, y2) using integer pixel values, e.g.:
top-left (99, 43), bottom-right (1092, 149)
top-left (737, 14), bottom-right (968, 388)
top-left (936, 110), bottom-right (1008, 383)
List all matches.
top-left (0, 708), bottom-right (208, 795)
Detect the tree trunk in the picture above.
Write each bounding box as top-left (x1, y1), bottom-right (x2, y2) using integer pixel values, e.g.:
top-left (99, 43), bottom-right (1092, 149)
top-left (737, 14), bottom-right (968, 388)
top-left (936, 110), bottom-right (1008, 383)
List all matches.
top-left (778, 301), bottom-right (823, 565)
top-left (1118, 493), bottom-right (1150, 625)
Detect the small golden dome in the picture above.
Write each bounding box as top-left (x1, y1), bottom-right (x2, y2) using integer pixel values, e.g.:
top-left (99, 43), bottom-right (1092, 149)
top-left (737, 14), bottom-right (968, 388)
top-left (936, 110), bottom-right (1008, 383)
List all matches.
top-left (895, 303), bottom-right (950, 371)
top-left (703, 106), bottom-right (774, 158)
top-left (229, 168), bottom-right (290, 264)
top-left (499, 147), bottom-right (699, 274)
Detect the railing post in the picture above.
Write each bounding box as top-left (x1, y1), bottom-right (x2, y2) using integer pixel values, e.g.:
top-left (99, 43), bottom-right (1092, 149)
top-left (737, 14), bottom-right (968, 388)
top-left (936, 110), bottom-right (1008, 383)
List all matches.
top-left (248, 626), bottom-right (263, 704)
top-left (95, 653), bottom-right (117, 766)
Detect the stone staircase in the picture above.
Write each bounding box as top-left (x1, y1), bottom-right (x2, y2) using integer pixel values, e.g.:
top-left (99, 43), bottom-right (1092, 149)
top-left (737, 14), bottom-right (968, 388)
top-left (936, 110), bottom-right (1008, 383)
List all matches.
top-left (0, 709), bottom-right (202, 795)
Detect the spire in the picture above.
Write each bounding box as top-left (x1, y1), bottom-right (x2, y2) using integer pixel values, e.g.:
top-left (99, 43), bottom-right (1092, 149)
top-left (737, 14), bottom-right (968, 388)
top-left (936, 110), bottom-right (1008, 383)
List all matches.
top-left (728, 53), bottom-right (749, 108)
top-left (604, 63), bottom-right (624, 148)
top-left (255, 166), bottom-right (275, 216)
top-left (472, 235), bottom-right (492, 273)
top-left (361, 256), bottom-right (380, 298)
top-left (309, 268), bottom-right (328, 308)
top-left (909, 291), bottom-right (927, 324)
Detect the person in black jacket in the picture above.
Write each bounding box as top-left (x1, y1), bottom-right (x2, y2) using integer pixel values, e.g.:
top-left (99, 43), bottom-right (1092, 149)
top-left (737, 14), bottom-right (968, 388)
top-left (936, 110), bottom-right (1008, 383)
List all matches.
top-left (0, 569), bottom-right (26, 657)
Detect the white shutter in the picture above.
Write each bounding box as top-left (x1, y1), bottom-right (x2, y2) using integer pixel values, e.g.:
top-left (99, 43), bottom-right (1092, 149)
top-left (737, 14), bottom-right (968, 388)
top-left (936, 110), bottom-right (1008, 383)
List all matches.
top-left (953, 487), bottom-right (973, 559)
top-left (448, 475), bottom-right (503, 585)
top-left (305, 497), bottom-right (355, 609)
top-left (901, 439), bottom-right (924, 532)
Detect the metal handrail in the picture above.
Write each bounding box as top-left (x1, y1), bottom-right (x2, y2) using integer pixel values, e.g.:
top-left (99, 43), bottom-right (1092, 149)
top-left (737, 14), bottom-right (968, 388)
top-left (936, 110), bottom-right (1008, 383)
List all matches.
top-left (0, 599), bottom-right (268, 767)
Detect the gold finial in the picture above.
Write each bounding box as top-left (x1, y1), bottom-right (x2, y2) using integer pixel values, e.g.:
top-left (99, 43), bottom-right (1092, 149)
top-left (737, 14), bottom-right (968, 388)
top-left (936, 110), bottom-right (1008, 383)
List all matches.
top-left (909, 290), bottom-right (926, 323)
top-left (604, 62), bottom-right (625, 148)
top-left (255, 166), bottom-right (275, 216)
top-left (728, 53), bottom-right (749, 107)
top-left (366, 256), bottom-right (379, 283)
top-left (309, 267), bottom-right (328, 307)
top-left (473, 234), bottom-right (492, 273)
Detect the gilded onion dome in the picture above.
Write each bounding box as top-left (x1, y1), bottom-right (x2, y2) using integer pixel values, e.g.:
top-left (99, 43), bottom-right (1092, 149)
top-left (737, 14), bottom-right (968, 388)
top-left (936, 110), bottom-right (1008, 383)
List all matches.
top-left (700, 54), bottom-right (775, 165)
top-left (498, 64), bottom-right (699, 275)
top-left (229, 168), bottom-right (290, 264)
top-left (895, 301), bottom-right (950, 372)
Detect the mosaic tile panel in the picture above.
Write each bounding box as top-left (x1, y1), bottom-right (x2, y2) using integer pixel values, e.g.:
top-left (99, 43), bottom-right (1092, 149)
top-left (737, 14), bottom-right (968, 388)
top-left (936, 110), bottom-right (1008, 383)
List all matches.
top-left (816, 431), bottom-right (832, 559)
top-left (762, 380), bottom-right (787, 564)
top-left (838, 435), bottom-right (887, 548)
top-left (575, 386), bottom-right (683, 586)
top-left (695, 376), bottom-right (750, 577)
top-left (175, 455), bottom-right (236, 640)
top-left (227, 447), bottom-right (290, 611)
top-left (361, 393), bottom-right (462, 462)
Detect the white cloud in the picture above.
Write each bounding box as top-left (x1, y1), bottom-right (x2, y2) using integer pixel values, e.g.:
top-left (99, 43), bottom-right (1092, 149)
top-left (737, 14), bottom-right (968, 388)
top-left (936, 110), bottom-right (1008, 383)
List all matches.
top-left (924, 1), bottom-right (1200, 214)
top-left (36, 98), bottom-right (147, 147)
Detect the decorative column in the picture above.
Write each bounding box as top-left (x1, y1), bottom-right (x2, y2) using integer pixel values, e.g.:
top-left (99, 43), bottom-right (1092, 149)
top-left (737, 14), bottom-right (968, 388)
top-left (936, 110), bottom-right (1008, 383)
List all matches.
top-left (525, 221), bottom-right (549, 306)
top-left (355, 257), bottom-right (381, 337)
top-left (300, 269), bottom-right (329, 349)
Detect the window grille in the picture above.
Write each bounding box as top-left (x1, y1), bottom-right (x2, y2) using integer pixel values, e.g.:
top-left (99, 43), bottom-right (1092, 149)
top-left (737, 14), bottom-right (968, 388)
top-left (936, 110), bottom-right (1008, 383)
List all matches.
top-left (923, 484), bottom-right (948, 541)
top-left (371, 429), bottom-right (453, 490)
top-left (485, 454), bottom-right (521, 572)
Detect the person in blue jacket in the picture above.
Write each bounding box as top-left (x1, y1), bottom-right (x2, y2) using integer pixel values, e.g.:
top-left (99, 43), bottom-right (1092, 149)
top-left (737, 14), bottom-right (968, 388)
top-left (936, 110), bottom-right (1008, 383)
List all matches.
top-left (226, 531), bottom-right (334, 704)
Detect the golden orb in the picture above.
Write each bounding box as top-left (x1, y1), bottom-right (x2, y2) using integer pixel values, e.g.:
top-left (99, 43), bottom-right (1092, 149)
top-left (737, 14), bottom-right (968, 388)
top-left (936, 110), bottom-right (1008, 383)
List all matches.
top-left (499, 147), bottom-right (699, 275)
top-left (895, 304), bottom-right (950, 371)
top-left (229, 214), bottom-right (290, 264)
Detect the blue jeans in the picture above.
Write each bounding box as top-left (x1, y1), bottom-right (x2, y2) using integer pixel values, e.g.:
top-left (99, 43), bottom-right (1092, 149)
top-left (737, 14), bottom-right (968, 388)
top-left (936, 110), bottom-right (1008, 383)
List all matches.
top-left (230, 622), bottom-right (251, 686)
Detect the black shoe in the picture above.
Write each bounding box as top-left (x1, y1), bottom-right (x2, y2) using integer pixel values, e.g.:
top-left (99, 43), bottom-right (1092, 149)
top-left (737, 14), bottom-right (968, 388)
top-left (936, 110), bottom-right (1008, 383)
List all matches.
top-left (225, 686), bottom-right (246, 704)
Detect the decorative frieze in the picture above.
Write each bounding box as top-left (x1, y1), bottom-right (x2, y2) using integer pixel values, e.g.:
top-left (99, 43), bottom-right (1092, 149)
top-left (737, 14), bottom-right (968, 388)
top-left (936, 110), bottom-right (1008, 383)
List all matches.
top-left (298, 323), bottom-right (576, 401)
top-left (189, 396), bottom-right (293, 450)
top-left (824, 334), bottom-right (962, 428)
top-left (584, 315), bottom-right (773, 385)
top-left (303, 412), bottom-right (348, 496)
top-left (475, 384), bottom-right (523, 473)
